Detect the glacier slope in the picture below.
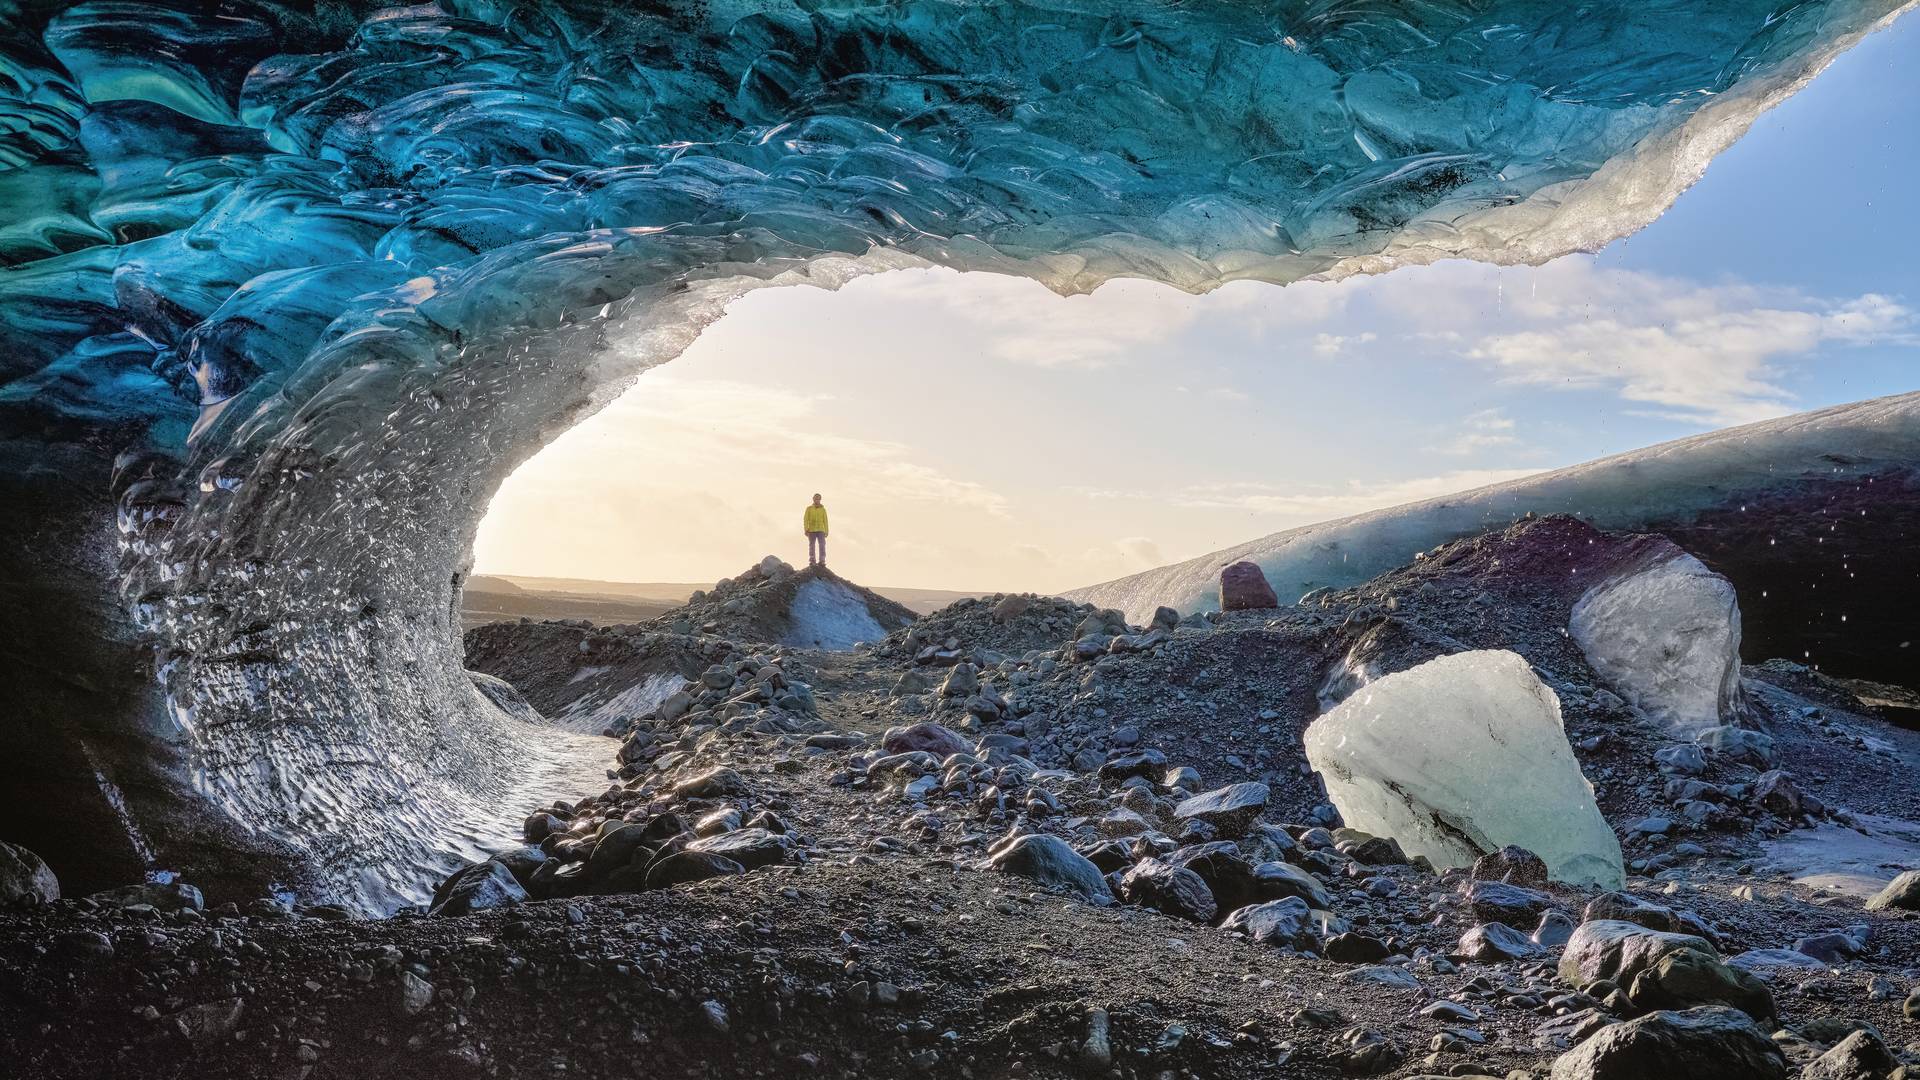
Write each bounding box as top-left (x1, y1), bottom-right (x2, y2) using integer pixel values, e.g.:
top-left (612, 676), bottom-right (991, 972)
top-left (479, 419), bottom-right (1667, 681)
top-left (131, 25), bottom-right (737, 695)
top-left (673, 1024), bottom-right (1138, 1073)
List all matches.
top-left (1069, 392), bottom-right (1920, 685)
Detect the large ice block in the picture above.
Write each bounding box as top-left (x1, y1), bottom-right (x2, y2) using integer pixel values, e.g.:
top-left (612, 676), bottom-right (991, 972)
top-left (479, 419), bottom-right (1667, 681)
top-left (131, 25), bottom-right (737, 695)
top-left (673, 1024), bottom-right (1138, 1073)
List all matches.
top-left (1570, 553), bottom-right (1743, 730)
top-left (1304, 650), bottom-right (1625, 889)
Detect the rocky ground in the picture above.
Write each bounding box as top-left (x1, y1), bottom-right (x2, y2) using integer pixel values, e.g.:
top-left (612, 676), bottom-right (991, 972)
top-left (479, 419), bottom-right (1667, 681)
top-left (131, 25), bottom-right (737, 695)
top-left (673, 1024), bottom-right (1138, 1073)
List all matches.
top-left (4, 516), bottom-right (1920, 1079)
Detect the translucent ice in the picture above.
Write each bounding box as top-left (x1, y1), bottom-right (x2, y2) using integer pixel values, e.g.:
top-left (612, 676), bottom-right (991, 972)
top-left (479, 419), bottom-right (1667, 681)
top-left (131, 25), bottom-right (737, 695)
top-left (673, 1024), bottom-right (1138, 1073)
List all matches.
top-left (1304, 650), bottom-right (1625, 889)
top-left (785, 578), bottom-right (889, 651)
top-left (1570, 553), bottom-right (1743, 730)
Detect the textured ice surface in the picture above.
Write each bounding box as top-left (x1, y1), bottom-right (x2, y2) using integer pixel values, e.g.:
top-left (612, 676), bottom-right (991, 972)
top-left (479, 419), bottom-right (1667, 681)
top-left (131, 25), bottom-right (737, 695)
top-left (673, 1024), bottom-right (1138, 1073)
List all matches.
top-left (556, 673), bottom-right (686, 737)
top-left (786, 578), bottom-right (889, 651)
top-left (1571, 553), bottom-right (1743, 731)
top-left (1, 0), bottom-right (1911, 901)
top-left (1305, 650), bottom-right (1625, 889)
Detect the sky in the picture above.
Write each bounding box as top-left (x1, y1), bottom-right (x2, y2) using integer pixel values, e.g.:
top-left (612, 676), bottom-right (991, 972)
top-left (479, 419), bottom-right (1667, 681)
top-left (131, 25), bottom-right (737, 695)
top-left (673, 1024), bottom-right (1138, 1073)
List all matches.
top-left (474, 12), bottom-right (1920, 594)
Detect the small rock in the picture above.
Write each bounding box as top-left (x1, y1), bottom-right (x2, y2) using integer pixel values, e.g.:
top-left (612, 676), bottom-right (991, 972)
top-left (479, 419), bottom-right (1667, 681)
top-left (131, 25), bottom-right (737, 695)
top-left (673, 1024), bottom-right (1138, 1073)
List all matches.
top-left (988, 834), bottom-right (1112, 903)
top-left (1221, 897), bottom-right (1316, 949)
top-left (1171, 782), bottom-right (1269, 838)
top-left (0, 842), bottom-right (59, 906)
top-left (1863, 869), bottom-right (1920, 912)
top-left (1471, 845), bottom-right (1549, 887)
top-left (1802, 1028), bottom-right (1898, 1080)
top-left (1219, 561), bottom-right (1279, 611)
top-left (1120, 858), bottom-right (1217, 922)
top-left (1548, 1005), bottom-right (1784, 1080)
top-left (399, 971), bottom-right (433, 1015)
top-left (1458, 921), bottom-right (1540, 963)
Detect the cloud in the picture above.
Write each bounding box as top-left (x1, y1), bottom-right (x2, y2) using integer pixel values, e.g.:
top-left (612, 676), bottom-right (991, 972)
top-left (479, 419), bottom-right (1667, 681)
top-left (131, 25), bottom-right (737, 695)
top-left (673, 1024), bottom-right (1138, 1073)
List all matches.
top-left (1386, 258), bottom-right (1917, 426)
top-left (1311, 331), bottom-right (1378, 356)
top-left (572, 371), bottom-right (1012, 517)
top-left (1114, 536), bottom-right (1165, 568)
top-left (1437, 408), bottom-right (1521, 455)
top-left (855, 272), bottom-right (1207, 370)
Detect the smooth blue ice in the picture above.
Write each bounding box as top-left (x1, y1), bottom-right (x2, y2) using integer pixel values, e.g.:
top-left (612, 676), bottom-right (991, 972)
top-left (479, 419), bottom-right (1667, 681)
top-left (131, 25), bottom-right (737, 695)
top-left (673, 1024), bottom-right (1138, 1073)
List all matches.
top-left (0, 0), bottom-right (1911, 907)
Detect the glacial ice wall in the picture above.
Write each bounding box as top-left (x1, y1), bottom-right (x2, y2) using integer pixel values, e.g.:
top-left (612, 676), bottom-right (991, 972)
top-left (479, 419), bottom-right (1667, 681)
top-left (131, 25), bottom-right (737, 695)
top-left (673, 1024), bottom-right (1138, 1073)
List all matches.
top-left (0, 0), bottom-right (1910, 904)
top-left (1071, 392), bottom-right (1920, 684)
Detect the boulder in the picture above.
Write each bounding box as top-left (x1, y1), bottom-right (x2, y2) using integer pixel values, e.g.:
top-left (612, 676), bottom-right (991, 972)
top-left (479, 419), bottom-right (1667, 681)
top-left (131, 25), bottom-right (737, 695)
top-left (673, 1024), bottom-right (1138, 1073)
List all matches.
top-left (584, 823), bottom-right (653, 882)
top-left (1471, 845), bottom-right (1550, 887)
top-left (522, 812), bottom-right (567, 843)
top-left (1221, 897), bottom-right (1316, 949)
top-left (688, 828), bottom-right (793, 870)
top-left (89, 881), bottom-right (203, 913)
top-left (430, 860), bottom-right (528, 917)
top-left (1462, 879), bottom-right (1553, 925)
top-left (1559, 921), bottom-right (1771, 1020)
top-left (644, 850), bottom-right (746, 888)
top-left (1792, 928), bottom-right (1866, 964)
top-left (1801, 1028), bottom-right (1898, 1080)
top-left (1725, 949), bottom-right (1829, 974)
top-left (1533, 910), bottom-right (1576, 949)
top-left (882, 721), bottom-right (971, 758)
top-left (1567, 551), bottom-right (1742, 730)
top-left (1582, 892), bottom-right (1715, 942)
top-left (1863, 869), bottom-right (1920, 912)
top-left (1549, 1006), bottom-right (1785, 1080)
top-left (992, 595), bottom-right (1031, 622)
top-left (1219, 561), bottom-right (1279, 611)
top-left (1751, 770), bottom-right (1815, 818)
top-left (938, 664), bottom-right (980, 698)
top-left (1323, 932), bottom-right (1391, 964)
top-left (0, 841), bottom-right (59, 906)
top-left (1694, 725), bottom-right (1774, 767)
top-left (1171, 782), bottom-right (1269, 838)
top-left (1163, 843), bottom-right (1259, 912)
top-left (1654, 744), bottom-right (1707, 776)
top-left (1459, 921), bottom-right (1540, 963)
top-left (672, 767), bottom-right (749, 798)
top-left (988, 834), bottom-right (1113, 903)
top-left (1250, 860), bottom-right (1333, 910)
top-left (1119, 858), bottom-right (1217, 922)
top-left (1099, 749), bottom-right (1169, 782)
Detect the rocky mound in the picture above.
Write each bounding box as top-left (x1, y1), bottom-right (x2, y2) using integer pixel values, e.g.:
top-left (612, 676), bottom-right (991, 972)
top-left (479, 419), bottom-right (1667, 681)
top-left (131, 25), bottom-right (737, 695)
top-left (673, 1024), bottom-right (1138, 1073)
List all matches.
top-left (644, 558), bottom-right (916, 650)
top-left (872, 592), bottom-right (1128, 664)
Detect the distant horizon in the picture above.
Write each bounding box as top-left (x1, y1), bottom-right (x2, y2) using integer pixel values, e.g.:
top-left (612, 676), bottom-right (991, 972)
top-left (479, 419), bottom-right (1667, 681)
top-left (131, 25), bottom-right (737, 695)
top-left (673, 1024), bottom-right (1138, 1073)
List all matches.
top-left (471, 569), bottom-right (995, 597)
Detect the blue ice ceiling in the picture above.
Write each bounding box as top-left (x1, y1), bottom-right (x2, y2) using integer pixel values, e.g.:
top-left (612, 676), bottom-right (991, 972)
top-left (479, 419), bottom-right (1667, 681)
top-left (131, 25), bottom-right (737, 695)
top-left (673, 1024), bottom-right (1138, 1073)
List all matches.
top-left (4, 0), bottom-right (1907, 462)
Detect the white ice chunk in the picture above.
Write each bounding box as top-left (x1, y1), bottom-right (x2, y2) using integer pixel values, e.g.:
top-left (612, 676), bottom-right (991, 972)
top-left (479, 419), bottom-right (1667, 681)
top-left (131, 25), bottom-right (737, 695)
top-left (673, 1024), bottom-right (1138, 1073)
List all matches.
top-left (785, 577), bottom-right (888, 650)
top-left (1569, 552), bottom-right (1742, 731)
top-left (1304, 649), bottom-right (1624, 889)
top-left (557, 672), bottom-right (684, 735)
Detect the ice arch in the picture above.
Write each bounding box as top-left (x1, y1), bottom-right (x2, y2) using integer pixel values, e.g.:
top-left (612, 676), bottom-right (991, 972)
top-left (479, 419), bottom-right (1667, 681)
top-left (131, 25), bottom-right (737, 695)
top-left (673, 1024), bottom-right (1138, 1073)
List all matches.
top-left (0, 0), bottom-right (1910, 905)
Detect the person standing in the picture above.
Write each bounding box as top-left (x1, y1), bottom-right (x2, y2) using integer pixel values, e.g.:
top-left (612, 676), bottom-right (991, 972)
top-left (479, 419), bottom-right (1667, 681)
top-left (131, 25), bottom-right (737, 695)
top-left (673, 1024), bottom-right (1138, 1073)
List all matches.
top-left (803, 493), bottom-right (829, 568)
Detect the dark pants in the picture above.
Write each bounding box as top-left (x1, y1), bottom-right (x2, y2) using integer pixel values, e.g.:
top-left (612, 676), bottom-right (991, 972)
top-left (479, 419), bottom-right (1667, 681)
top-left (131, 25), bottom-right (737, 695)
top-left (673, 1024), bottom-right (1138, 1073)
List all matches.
top-left (807, 532), bottom-right (826, 565)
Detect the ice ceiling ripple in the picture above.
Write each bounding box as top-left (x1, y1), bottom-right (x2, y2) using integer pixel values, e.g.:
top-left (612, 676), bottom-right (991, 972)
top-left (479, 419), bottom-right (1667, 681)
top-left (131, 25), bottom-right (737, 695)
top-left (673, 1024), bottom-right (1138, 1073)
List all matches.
top-left (0, 0), bottom-right (1910, 905)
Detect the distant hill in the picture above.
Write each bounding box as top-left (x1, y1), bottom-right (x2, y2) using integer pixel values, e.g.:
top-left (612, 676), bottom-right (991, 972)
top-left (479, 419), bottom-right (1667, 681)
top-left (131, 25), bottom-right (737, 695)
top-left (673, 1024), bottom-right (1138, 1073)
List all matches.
top-left (462, 572), bottom-right (986, 629)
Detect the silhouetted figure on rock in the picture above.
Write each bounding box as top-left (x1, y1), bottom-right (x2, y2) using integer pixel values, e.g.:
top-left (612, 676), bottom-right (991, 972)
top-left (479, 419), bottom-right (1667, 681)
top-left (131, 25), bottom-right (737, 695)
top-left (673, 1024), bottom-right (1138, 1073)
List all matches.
top-left (803, 494), bottom-right (829, 568)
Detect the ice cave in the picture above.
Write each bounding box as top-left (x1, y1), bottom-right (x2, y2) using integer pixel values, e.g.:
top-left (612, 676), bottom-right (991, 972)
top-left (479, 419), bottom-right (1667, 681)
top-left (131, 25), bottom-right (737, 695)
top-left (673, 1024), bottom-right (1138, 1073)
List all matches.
top-left (2, 0), bottom-right (1918, 922)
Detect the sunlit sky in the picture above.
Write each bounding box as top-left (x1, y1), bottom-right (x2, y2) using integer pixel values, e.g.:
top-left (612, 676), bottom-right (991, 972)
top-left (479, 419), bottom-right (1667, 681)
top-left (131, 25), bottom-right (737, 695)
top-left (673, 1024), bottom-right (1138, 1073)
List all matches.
top-left (475, 13), bottom-right (1920, 594)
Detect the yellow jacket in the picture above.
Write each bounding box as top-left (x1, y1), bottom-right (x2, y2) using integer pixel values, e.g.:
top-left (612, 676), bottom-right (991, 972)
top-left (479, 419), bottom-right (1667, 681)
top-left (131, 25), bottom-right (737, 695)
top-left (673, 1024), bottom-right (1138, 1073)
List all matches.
top-left (803, 504), bottom-right (829, 535)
